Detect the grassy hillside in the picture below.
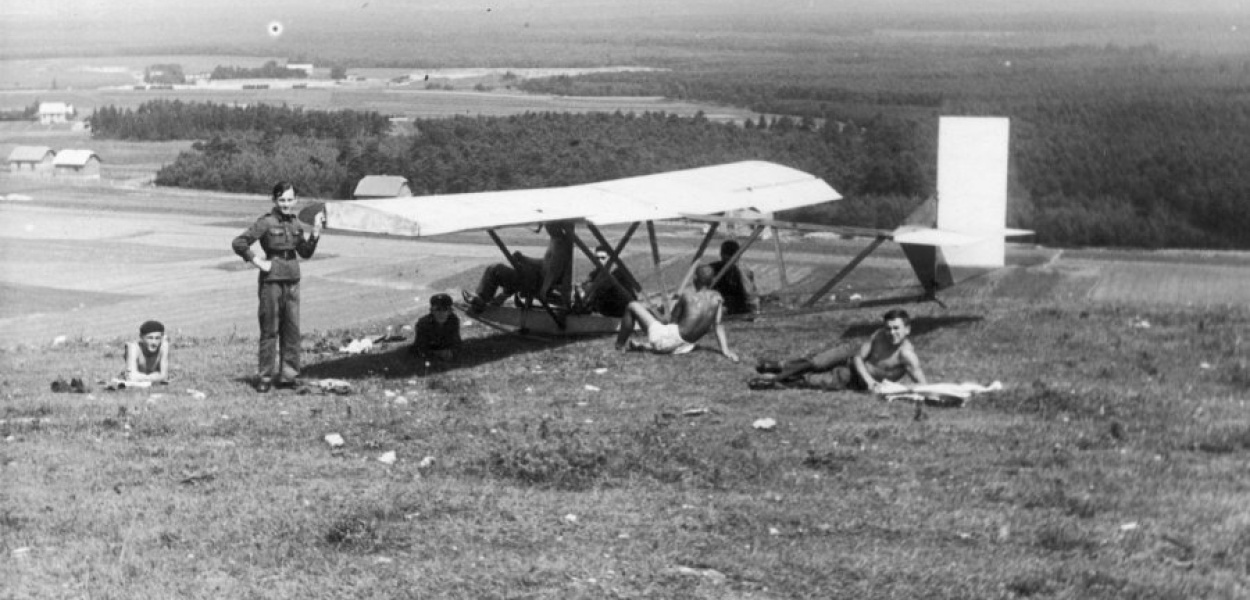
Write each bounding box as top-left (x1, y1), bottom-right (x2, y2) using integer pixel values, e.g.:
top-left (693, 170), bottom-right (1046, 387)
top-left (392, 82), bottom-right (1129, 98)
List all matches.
top-left (4, 299), bottom-right (1249, 598)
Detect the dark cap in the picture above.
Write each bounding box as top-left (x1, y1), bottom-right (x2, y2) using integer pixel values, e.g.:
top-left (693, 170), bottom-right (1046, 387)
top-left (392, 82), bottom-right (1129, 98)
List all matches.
top-left (430, 293), bottom-right (453, 309)
top-left (140, 320), bottom-right (165, 336)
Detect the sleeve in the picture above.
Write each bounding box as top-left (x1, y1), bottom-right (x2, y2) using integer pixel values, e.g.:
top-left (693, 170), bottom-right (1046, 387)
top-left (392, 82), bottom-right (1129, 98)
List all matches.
top-left (232, 217), bottom-right (267, 262)
top-left (296, 221), bottom-right (319, 259)
top-left (614, 268), bottom-right (641, 293)
top-left (414, 316), bottom-right (435, 354)
top-left (447, 314), bottom-right (462, 348)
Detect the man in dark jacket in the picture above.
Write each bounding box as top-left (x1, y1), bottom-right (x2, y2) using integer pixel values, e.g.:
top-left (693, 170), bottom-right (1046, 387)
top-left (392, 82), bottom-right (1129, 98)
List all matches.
top-left (232, 181), bottom-right (322, 392)
top-left (708, 240), bottom-right (759, 317)
top-left (411, 293), bottom-right (461, 361)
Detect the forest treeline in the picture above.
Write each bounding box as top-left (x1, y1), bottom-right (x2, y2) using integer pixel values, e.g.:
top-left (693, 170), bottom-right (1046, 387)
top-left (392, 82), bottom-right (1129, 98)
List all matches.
top-left (88, 100), bottom-right (390, 141)
top-left (91, 93), bottom-right (1250, 249)
top-left (510, 46), bottom-right (1250, 249)
top-left (128, 103), bottom-right (914, 207)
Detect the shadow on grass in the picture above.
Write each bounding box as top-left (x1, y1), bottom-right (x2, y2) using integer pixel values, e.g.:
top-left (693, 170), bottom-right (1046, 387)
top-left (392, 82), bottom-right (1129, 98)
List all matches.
top-left (840, 314), bottom-right (983, 339)
top-left (302, 332), bottom-right (585, 381)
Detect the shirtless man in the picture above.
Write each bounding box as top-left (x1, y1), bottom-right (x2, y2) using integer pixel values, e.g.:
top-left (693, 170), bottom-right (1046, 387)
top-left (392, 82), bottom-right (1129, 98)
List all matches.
top-left (750, 308), bottom-right (927, 391)
top-left (615, 265), bottom-right (738, 362)
top-left (123, 320), bottom-right (171, 383)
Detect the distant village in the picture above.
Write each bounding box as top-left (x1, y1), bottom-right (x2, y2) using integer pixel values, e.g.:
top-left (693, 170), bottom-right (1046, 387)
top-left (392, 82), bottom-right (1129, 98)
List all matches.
top-left (5, 98), bottom-right (414, 197)
top-left (6, 101), bottom-right (100, 179)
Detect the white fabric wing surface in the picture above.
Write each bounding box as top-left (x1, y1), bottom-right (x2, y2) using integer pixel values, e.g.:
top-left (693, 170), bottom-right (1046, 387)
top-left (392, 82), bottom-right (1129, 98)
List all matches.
top-left (325, 161), bottom-right (840, 237)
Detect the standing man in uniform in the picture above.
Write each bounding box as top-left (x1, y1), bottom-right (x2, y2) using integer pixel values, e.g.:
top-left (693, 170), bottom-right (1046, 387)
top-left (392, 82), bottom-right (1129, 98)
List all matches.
top-left (232, 181), bottom-right (324, 392)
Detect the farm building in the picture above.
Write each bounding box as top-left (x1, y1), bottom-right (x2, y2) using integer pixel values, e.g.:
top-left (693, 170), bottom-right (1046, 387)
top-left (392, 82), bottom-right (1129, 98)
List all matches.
top-left (38, 102), bottom-right (74, 124)
top-left (286, 63), bottom-right (315, 76)
top-left (353, 175), bottom-right (413, 199)
top-left (52, 149), bottom-right (102, 179)
top-left (8, 146), bottom-right (56, 175)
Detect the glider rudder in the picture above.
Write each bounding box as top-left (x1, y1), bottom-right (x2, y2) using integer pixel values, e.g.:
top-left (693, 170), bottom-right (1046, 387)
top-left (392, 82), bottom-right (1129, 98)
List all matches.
top-left (900, 116), bottom-right (1014, 293)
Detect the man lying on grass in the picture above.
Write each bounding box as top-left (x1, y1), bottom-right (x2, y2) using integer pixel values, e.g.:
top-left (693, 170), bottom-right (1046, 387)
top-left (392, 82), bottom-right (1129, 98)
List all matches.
top-left (615, 265), bottom-right (739, 362)
top-left (749, 308), bottom-right (927, 392)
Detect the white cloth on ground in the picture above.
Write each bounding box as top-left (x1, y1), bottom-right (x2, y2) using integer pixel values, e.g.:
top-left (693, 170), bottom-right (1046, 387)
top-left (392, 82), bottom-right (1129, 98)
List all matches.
top-left (876, 380), bottom-right (1003, 402)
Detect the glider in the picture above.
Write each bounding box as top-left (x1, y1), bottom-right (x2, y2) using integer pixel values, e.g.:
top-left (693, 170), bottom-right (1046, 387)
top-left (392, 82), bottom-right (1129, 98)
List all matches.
top-left (320, 116), bottom-right (1031, 335)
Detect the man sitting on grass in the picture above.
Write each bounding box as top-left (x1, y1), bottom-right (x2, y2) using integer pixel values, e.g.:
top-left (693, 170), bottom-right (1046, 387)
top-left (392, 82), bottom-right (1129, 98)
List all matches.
top-left (615, 265), bottom-right (738, 362)
top-left (749, 308), bottom-right (927, 392)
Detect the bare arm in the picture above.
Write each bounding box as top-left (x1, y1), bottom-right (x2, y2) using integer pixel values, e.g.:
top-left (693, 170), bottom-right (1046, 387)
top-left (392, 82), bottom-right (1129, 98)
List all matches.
top-left (153, 341), bottom-right (170, 382)
top-left (900, 345), bottom-right (927, 385)
top-left (713, 303), bottom-right (738, 362)
top-left (124, 342), bottom-right (141, 380)
top-left (851, 336), bottom-right (877, 389)
top-left (124, 342), bottom-right (169, 382)
top-left (667, 293), bottom-right (685, 325)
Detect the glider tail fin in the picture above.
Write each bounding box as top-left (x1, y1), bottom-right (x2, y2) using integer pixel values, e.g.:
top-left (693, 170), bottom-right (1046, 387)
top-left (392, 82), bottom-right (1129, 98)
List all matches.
top-left (900, 116), bottom-right (1014, 294)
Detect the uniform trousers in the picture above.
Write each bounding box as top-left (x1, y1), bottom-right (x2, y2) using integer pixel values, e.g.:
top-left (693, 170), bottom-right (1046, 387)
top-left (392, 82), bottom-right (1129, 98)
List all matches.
top-left (258, 281), bottom-right (301, 382)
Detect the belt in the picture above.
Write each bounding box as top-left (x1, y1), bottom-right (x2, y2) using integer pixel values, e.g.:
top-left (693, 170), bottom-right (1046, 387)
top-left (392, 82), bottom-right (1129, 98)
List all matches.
top-left (268, 250), bottom-right (298, 260)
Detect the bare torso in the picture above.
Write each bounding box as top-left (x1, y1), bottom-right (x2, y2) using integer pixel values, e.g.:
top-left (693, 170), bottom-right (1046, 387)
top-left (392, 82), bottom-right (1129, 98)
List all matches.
top-left (862, 330), bottom-right (916, 381)
top-left (674, 289), bottom-right (722, 342)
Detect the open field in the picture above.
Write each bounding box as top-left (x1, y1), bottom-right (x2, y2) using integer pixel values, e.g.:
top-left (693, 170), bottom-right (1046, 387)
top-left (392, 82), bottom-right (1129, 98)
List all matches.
top-left (3, 179), bottom-right (1249, 345)
top-left (2, 186), bottom-right (1249, 597)
top-left (0, 53), bottom-right (757, 125)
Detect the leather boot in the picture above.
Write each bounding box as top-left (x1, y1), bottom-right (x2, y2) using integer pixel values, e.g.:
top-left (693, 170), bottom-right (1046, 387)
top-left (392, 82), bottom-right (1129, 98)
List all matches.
top-left (755, 360), bottom-right (783, 374)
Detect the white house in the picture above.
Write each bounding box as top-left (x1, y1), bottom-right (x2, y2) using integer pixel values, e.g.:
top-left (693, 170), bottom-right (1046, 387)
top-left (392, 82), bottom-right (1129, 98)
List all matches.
top-left (286, 63), bottom-right (315, 76)
top-left (8, 146), bottom-right (56, 175)
top-left (38, 102), bottom-right (74, 124)
top-left (52, 149), bottom-right (101, 179)
top-left (353, 175), bottom-right (412, 199)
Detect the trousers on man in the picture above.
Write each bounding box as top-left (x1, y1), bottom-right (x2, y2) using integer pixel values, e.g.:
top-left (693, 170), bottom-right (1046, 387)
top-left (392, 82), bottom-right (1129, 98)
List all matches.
top-left (258, 281), bottom-right (301, 382)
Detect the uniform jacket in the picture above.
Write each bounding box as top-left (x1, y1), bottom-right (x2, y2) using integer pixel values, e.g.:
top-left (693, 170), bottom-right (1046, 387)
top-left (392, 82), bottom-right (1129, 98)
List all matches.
top-left (414, 313), bottom-right (462, 354)
top-left (232, 209), bottom-right (320, 283)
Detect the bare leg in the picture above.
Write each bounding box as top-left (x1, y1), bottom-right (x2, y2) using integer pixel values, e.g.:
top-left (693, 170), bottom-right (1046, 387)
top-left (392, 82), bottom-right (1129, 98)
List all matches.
top-left (615, 301), bottom-right (659, 350)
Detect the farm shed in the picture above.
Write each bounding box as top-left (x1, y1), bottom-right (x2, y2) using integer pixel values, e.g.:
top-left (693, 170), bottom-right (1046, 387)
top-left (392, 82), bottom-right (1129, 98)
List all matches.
top-left (52, 149), bottom-right (102, 179)
top-left (353, 175), bottom-right (413, 199)
top-left (8, 146), bottom-right (56, 175)
top-left (38, 102), bottom-right (74, 124)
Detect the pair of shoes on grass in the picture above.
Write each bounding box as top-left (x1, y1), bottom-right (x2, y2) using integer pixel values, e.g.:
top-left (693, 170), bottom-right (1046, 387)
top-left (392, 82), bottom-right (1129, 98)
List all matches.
top-left (257, 379), bottom-right (299, 393)
top-left (755, 360), bottom-right (783, 374)
top-left (748, 376), bottom-right (793, 391)
top-left (51, 377), bottom-right (90, 393)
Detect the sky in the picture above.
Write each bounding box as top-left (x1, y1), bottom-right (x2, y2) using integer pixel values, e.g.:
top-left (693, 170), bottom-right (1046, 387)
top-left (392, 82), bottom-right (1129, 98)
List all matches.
top-left (1, 0), bottom-right (1245, 60)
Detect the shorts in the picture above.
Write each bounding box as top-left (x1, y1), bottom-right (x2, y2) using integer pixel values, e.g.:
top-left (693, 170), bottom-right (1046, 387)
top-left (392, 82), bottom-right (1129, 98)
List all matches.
top-left (646, 322), bottom-right (696, 355)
